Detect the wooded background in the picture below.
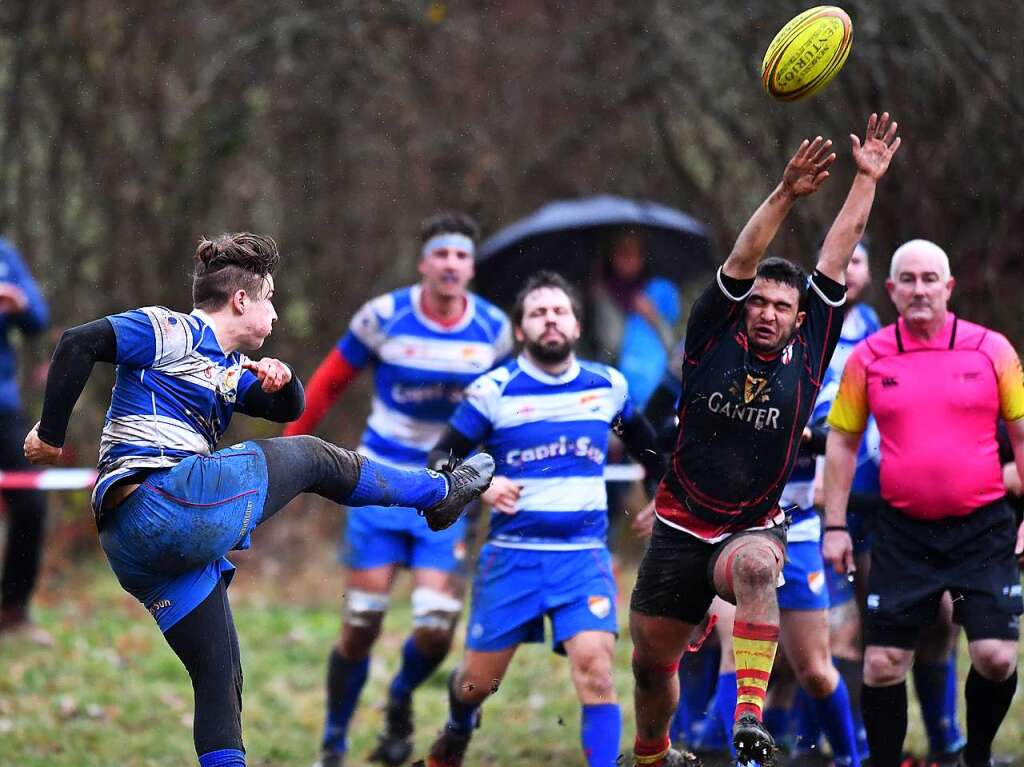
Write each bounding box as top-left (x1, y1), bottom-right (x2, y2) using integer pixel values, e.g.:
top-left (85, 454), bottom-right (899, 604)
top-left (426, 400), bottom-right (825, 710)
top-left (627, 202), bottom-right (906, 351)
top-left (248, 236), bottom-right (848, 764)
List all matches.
top-left (2, 0), bottom-right (1022, 452)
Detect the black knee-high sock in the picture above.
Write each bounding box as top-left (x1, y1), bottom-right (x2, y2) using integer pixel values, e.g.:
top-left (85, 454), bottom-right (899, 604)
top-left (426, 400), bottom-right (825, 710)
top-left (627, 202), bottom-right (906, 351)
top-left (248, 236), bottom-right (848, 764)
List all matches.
top-left (164, 578), bottom-right (244, 757)
top-left (862, 681), bottom-right (907, 767)
top-left (964, 666), bottom-right (1017, 766)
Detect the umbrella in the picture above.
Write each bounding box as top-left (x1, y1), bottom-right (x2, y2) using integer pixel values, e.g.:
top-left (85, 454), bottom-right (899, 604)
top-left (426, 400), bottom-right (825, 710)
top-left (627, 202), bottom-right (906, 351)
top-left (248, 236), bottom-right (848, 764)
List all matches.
top-left (475, 194), bottom-right (715, 307)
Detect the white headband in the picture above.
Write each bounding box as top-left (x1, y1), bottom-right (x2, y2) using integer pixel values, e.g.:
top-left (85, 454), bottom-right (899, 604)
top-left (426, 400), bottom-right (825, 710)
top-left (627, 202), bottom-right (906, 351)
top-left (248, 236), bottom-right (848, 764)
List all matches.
top-left (421, 233), bottom-right (475, 259)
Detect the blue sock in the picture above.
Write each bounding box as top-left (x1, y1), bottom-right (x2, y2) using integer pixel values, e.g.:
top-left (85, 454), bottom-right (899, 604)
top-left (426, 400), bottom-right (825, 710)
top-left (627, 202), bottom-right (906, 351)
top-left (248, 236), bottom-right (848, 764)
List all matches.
top-left (447, 671), bottom-right (482, 734)
top-left (763, 706), bottom-right (791, 746)
top-left (198, 750), bottom-right (245, 767)
top-left (389, 636), bottom-right (446, 699)
top-left (792, 688), bottom-right (822, 754)
top-left (581, 703), bottom-right (622, 767)
top-left (322, 650), bottom-right (370, 753)
top-left (811, 678), bottom-right (860, 767)
top-left (914, 658), bottom-right (964, 755)
top-left (671, 647), bottom-right (718, 744)
top-left (714, 671), bottom-right (738, 758)
top-left (942, 653), bottom-right (966, 753)
top-left (344, 457), bottom-right (447, 508)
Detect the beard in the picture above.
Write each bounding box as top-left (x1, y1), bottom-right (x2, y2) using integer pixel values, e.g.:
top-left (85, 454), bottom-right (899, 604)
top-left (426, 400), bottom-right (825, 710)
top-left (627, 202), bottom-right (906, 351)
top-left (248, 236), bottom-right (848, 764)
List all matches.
top-left (748, 323), bottom-right (797, 355)
top-left (526, 335), bottom-right (573, 364)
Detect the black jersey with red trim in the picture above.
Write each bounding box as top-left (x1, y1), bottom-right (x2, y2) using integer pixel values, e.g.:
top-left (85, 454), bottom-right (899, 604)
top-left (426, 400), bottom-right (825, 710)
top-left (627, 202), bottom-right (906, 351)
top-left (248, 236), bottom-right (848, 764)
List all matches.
top-left (655, 267), bottom-right (846, 541)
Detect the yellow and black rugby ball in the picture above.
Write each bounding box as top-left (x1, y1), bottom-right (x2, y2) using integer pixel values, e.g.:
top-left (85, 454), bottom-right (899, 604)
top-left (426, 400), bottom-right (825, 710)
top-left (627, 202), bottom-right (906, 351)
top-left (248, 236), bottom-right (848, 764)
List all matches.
top-left (762, 6), bottom-right (853, 102)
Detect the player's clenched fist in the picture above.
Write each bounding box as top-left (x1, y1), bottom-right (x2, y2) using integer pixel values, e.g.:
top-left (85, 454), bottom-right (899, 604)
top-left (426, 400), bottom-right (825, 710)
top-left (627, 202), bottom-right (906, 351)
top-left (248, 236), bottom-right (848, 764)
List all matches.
top-left (242, 357), bottom-right (292, 392)
top-left (24, 422), bottom-right (62, 466)
top-left (482, 476), bottom-right (521, 515)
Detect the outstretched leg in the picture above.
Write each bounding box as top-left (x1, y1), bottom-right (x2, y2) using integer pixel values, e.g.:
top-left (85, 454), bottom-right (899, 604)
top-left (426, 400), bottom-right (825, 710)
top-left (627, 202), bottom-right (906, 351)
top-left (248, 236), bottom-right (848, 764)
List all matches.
top-left (254, 436), bottom-right (492, 531)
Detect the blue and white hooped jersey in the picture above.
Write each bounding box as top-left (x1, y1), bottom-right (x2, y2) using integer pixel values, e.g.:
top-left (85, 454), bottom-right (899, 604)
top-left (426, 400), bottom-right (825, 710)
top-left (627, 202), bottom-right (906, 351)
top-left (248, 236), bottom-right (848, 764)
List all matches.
top-left (339, 285), bottom-right (512, 468)
top-left (94, 307), bottom-right (260, 514)
top-left (450, 355), bottom-right (634, 551)
top-left (814, 301), bottom-right (882, 494)
top-left (782, 303), bottom-right (882, 542)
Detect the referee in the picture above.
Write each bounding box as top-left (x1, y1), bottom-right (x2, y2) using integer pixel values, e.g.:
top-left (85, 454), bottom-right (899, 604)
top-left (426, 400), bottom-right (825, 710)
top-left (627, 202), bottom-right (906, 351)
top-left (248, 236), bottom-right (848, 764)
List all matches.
top-left (823, 239), bottom-right (1024, 767)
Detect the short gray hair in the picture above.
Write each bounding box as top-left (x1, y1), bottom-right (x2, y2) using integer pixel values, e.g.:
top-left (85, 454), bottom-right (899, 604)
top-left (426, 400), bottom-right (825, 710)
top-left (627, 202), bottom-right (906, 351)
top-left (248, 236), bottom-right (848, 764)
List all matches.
top-left (889, 239), bottom-right (951, 281)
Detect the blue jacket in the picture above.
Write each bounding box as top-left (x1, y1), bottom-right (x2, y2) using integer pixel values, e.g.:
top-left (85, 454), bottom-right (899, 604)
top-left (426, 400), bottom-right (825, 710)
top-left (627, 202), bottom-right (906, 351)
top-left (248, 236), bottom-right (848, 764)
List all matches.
top-left (0, 239), bottom-right (49, 413)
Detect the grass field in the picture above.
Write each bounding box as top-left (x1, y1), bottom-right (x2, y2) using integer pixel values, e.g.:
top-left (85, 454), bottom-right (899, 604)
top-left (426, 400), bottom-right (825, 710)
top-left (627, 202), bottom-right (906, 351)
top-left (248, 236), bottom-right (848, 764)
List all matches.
top-left (3, 522), bottom-right (1024, 766)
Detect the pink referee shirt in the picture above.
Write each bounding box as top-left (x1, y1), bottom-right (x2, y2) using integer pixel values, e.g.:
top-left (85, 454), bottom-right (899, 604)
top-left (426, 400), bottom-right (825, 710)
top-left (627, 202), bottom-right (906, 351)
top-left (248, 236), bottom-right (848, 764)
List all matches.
top-left (829, 313), bottom-right (1024, 521)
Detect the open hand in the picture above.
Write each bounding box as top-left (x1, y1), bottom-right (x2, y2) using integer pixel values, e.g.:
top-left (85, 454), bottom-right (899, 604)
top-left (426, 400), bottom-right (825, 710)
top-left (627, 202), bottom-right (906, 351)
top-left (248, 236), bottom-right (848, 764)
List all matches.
top-left (241, 358), bottom-right (292, 392)
top-left (782, 136), bottom-right (836, 198)
top-left (24, 422), bottom-right (62, 466)
top-left (482, 476), bottom-right (521, 514)
top-left (851, 112), bottom-right (901, 181)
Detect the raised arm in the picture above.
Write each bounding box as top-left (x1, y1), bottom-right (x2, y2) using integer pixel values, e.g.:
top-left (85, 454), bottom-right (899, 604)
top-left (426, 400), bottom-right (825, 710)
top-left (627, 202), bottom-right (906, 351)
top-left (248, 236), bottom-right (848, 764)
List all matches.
top-left (722, 136), bottom-right (835, 280)
top-left (25, 318), bottom-right (117, 464)
top-left (816, 112), bottom-right (901, 282)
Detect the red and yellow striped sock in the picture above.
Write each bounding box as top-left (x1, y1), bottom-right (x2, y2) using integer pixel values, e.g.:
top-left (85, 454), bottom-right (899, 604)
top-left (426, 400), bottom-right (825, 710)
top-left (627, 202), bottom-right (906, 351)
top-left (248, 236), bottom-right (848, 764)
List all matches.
top-left (633, 735), bottom-right (671, 765)
top-left (732, 620), bottom-right (779, 721)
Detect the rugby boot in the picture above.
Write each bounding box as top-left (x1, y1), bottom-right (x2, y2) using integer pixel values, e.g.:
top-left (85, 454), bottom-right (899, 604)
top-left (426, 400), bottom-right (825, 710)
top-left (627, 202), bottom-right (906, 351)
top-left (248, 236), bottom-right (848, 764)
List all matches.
top-left (734, 713), bottom-right (778, 767)
top-left (312, 749), bottom-right (344, 767)
top-left (633, 747), bottom-right (703, 767)
top-left (420, 453), bottom-right (495, 532)
top-left (424, 723), bottom-right (473, 767)
top-left (369, 693), bottom-right (414, 765)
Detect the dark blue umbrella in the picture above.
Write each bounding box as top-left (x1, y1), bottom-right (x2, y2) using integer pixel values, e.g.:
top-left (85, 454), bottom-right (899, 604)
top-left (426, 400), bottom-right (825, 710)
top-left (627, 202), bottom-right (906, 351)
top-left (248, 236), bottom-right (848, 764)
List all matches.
top-left (475, 194), bottom-right (715, 307)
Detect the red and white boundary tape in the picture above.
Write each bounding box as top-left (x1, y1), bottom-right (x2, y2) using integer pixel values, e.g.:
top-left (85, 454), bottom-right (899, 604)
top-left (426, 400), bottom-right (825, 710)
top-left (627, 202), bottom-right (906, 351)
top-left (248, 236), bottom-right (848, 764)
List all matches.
top-left (0, 465), bottom-right (645, 491)
top-left (0, 469), bottom-right (98, 490)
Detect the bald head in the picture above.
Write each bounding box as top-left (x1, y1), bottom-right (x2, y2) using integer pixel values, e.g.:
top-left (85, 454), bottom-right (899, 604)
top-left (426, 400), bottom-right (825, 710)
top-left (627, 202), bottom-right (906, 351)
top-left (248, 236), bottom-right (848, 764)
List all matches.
top-left (889, 239), bottom-right (951, 281)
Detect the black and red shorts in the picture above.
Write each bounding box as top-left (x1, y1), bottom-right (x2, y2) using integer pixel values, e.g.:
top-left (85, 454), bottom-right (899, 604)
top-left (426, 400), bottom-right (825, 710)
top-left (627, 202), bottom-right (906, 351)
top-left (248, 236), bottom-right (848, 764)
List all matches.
top-left (630, 517), bottom-right (787, 626)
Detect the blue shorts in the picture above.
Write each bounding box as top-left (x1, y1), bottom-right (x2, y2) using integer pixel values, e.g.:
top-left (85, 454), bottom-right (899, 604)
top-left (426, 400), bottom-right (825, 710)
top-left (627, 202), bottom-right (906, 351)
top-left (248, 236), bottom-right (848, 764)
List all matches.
top-left (465, 544), bottom-right (618, 655)
top-left (341, 504), bottom-right (467, 573)
top-left (98, 442), bottom-right (269, 633)
top-left (778, 539), bottom-right (829, 612)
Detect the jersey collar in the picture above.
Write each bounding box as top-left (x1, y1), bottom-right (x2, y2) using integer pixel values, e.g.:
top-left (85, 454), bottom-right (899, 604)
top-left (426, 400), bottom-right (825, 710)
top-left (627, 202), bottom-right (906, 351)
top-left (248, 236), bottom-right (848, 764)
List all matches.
top-left (517, 353), bottom-right (580, 385)
top-left (411, 284), bottom-right (476, 333)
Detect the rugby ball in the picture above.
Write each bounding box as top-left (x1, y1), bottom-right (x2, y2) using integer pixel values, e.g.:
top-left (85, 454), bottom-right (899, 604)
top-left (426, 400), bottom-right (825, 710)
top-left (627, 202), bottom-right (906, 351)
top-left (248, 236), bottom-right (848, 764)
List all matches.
top-left (762, 6), bottom-right (853, 102)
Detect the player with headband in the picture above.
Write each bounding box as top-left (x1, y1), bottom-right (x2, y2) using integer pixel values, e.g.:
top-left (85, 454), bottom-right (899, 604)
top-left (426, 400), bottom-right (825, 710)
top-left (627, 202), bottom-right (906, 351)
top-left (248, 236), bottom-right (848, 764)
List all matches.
top-left (284, 212), bottom-right (512, 767)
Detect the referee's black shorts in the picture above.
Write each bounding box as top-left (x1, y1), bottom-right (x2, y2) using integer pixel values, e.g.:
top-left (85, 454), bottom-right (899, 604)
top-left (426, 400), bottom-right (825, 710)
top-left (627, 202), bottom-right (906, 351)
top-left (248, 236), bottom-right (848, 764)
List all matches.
top-left (864, 498), bottom-right (1023, 649)
top-left (630, 517), bottom-right (787, 626)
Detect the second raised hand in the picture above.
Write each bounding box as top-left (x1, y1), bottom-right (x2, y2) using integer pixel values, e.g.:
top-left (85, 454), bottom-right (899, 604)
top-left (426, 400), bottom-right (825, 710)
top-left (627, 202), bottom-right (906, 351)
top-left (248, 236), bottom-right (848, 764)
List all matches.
top-left (782, 135), bottom-right (837, 198)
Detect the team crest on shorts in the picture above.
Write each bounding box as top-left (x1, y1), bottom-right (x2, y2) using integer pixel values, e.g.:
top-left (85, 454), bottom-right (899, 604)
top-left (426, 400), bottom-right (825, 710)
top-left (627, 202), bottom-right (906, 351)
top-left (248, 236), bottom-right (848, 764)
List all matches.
top-left (588, 595), bottom-right (611, 619)
top-left (807, 570), bottom-right (825, 594)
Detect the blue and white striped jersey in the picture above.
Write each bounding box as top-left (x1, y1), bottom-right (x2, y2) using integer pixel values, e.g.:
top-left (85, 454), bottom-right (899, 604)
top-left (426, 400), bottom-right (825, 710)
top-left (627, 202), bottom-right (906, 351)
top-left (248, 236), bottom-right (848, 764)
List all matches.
top-left (782, 302), bottom-right (883, 542)
top-left (339, 285), bottom-right (512, 468)
top-left (450, 355), bottom-right (634, 550)
top-left (94, 306), bottom-right (260, 513)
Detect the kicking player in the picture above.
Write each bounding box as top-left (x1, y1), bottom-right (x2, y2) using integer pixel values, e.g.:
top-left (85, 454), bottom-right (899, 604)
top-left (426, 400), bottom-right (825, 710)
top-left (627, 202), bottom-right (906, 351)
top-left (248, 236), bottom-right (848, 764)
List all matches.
top-left (423, 271), bottom-right (667, 767)
top-left (282, 213), bottom-right (511, 767)
top-left (22, 233), bottom-right (494, 767)
top-left (629, 113), bottom-right (901, 767)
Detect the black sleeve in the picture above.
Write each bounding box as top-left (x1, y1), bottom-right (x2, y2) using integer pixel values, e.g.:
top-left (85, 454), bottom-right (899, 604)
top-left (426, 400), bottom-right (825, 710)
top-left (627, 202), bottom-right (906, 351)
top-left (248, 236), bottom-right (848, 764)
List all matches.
top-left (616, 410), bottom-right (668, 493)
top-left (803, 270), bottom-right (847, 383)
top-left (426, 426), bottom-right (479, 471)
top-left (239, 371), bottom-right (305, 423)
top-left (37, 318), bottom-right (118, 447)
top-left (643, 380), bottom-right (680, 455)
top-left (684, 268), bottom-right (753, 359)
top-left (805, 424), bottom-right (829, 456)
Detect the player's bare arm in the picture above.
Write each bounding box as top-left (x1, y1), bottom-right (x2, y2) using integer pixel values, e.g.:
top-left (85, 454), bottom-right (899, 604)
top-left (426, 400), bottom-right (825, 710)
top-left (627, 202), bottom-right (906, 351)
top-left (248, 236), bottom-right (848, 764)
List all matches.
top-left (241, 357), bottom-right (292, 393)
top-left (722, 136), bottom-right (835, 280)
top-left (816, 112), bottom-right (902, 283)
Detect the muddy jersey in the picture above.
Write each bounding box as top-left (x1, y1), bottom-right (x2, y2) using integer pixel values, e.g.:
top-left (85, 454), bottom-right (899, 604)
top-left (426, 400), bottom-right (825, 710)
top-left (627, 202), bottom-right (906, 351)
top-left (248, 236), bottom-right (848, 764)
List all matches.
top-left (656, 267), bottom-right (846, 541)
